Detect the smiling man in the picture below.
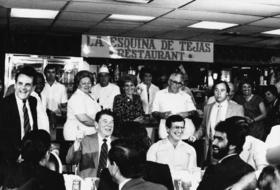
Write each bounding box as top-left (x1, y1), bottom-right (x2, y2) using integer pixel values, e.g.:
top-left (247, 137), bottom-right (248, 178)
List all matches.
top-left (152, 72), bottom-right (197, 140)
top-left (197, 117), bottom-right (254, 190)
top-left (147, 115), bottom-right (197, 179)
top-left (66, 109), bottom-right (116, 178)
top-left (0, 66), bottom-right (49, 160)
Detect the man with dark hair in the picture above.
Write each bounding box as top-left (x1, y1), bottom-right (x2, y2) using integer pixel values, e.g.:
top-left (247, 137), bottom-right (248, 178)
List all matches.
top-left (108, 139), bottom-right (167, 190)
top-left (147, 115), bottom-right (197, 182)
top-left (189, 80), bottom-right (244, 163)
top-left (0, 66), bottom-right (49, 160)
top-left (137, 67), bottom-right (159, 114)
top-left (197, 117), bottom-right (254, 190)
top-left (0, 130), bottom-right (66, 190)
top-left (66, 109), bottom-right (116, 178)
top-left (41, 64), bottom-right (67, 129)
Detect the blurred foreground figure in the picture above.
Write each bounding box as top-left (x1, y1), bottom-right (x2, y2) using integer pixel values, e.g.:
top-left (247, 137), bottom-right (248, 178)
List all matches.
top-left (0, 130), bottom-right (65, 190)
top-left (107, 139), bottom-right (167, 190)
top-left (258, 165), bottom-right (280, 190)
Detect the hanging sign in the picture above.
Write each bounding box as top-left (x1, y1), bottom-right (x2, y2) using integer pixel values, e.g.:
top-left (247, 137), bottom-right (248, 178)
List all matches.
top-left (81, 35), bottom-right (214, 63)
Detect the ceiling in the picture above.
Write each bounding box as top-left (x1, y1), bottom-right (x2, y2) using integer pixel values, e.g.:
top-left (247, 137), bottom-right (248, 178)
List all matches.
top-left (1, 0), bottom-right (280, 49)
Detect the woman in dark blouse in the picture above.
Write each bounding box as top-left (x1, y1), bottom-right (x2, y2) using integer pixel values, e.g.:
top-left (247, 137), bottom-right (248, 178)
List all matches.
top-left (113, 74), bottom-right (144, 134)
top-left (234, 79), bottom-right (267, 140)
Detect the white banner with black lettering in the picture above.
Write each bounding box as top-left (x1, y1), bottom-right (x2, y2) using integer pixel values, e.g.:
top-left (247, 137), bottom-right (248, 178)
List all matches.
top-left (81, 35), bottom-right (214, 63)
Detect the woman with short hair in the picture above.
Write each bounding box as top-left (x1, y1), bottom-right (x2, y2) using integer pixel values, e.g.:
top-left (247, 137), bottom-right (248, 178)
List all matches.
top-left (63, 71), bottom-right (101, 141)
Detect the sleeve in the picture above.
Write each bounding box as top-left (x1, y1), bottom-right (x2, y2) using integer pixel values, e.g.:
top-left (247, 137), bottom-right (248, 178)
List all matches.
top-left (65, 143), bottom-right (82, 164)
top-left (146, 144), bottom-right (157, 162)
top-left (253, 140), bottom-right (268, 170)
top-left (135, 95), bottom-right (144, 116)
top-left (60, 85), bottom-right (68, 104)
top-left (152, 92), bottom-right (160, 112)
top-left (189, 147), bottom-right (197, 169)
top-left (36, 98), bottom-right (50, 133)
top-left (185, 94), bottom-right (196, 111)
top-left (113, 95), bottom-right (122, 120)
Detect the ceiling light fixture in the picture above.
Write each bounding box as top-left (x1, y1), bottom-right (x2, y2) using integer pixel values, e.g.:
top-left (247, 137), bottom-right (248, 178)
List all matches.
top-left (11, 8), bottom-right (58, 19)
top-left (262, 29), bottom-right (280, 35)
top-left (114, 0), bottom-right (153, 4)
top-left (188, 21), bottom-right (238, 30)
top-left (108, 14), bottom-right (155, 22)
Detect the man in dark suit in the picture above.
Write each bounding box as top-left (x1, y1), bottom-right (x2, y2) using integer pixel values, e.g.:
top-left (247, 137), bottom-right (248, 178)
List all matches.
top-left (197, 117), bottom-right (254, 190)
top-left (66, 109), bottom-right (116, 178)
top-left (0, 66), bottom-right (41, 160)
top-left (107, 139), bottom-right (167, 190)
top-left (0, 130), bottom-right (66, 190)
top-left (98, 122), bottom-right (173, 190)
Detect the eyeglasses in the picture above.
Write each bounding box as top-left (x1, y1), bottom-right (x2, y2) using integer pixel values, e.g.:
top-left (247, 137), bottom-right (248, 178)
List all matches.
top-left (171, 126), bottom-right (185, 130)
top-left (170, 79), bottom-right (183, 86)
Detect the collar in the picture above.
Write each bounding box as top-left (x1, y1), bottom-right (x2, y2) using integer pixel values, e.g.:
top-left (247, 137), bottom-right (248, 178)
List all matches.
top-left (166, 137), bottom-right (183, 148)
top-left (97, 133), bottom-right (111, 144)
top-left (119, 178), bottom-right (132, 190)
top-left (215, 100), bottom-right (228, 107)
top-left (15, 93), bottom-right (29, 106)
top-left (218, 153), bottom-right (238, 163)
top-left (46, 80), bottom-right (58, 87)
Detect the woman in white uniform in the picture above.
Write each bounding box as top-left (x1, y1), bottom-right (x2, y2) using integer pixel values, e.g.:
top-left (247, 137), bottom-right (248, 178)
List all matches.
top-left (63, 71), bottom-right (101, 140)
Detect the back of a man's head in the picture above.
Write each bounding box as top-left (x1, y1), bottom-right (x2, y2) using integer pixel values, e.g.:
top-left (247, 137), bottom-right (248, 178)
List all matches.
top-left (108, 139), bottom-right (145, 179)
top-left (21, 130), bottom-right (51, 164)
top-left (120, 122), bottom-right (151, 152)
top-left (215, 116), bottom-right (248, 154)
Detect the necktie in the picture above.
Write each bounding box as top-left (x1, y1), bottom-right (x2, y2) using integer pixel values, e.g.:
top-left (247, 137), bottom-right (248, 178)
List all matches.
top-left (147, 86), bottom-right (150, 103)
top-left (215, 104), bottom-right (222, 126)
top-left (97, 138), bottom-right (108, 177)
top-left (23, 100), bottom-right (31, 135)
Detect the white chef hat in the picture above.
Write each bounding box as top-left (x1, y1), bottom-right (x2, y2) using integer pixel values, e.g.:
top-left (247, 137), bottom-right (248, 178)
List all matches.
top-left (99, 65), bottom-right (109, 73)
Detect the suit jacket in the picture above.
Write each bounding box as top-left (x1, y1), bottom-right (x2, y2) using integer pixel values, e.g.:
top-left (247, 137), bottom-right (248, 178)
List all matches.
top-left (197, 155), bottom-right (254, 190)
top-left (66, 133), bottom-right (116, 178)
top-left (195, 101), bottom-right (244, 160)
top-left (98, 161), bottom-right (174, 190)
top-left (0, 94), bottom-right (38, 160)
top-left (1, 162), bottom-right (65, 190)
top-left (122, 178), bottom-right (167, 190)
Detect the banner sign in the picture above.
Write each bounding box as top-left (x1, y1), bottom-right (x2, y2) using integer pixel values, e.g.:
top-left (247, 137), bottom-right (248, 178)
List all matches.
top-left (81, 35), bottom-right (214, 63)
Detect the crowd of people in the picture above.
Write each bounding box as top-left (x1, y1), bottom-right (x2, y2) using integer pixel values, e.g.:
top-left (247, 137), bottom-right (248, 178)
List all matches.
top-left (0, 64), bottom-right (280, 190)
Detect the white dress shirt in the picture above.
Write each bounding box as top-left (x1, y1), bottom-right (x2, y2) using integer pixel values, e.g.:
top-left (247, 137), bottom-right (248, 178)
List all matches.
top-left (152, 88), bottom-right (196, 139)
top-left (15, 93), bottom-right (50, 139)
top-left (41, 81), bottom-right (68, 116)
top-left (209, 100), bottom-right (228, 138)
top-left (137, 83), bottom-right (159, 114)
top-left (91, 83), bottom-right (120, 110)
top-left (97, 133), bottom-right (112, 166)
top-left (147, 138), bottom-right (197, 178)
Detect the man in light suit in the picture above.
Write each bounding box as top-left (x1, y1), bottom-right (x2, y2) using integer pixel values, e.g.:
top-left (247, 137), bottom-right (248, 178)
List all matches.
top-left (108, 139), bottom-right (167, 190)
top-left (189, 81), bottom-right (244, 164)
top-left (0, 66), bottom-right (49, 161)
top-left (66, 109), bottom-right (115, 178)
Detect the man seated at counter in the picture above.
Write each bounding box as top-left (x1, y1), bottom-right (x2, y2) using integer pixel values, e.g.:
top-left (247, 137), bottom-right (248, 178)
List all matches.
top-left (197, 117), bottom-right (254, 190)
top-left (147, 115), bottom-right (197, 180)
top-left (152, 72), bottom-right (197, 140)
top-left (66, 109), bottom-right (116, 178)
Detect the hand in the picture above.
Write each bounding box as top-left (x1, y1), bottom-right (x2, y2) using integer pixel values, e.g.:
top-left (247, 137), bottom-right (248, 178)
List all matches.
top-left (188, 135), bottom-right (197, 142)
top-left (245, 116), bottom-right (254, 124)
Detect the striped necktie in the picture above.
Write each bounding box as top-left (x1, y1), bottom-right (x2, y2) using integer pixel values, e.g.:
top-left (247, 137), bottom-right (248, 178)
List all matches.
top-left (23, 100), bottom-right (31, 135)
top-left (97, 138), bottom-right (108, 177)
